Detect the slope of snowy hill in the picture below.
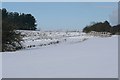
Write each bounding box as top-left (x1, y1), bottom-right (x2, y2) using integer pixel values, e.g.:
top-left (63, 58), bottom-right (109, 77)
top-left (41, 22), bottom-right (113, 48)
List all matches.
top-left (0, 53), bottom-right (2, 79)
top-left (2, 31), bottom-right (118, 78)
top-left (19, 30), bottom-right (90, 49)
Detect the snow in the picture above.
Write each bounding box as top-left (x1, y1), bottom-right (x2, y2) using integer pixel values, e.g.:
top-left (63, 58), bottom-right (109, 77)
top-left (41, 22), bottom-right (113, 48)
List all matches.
top-left (2, 31), bottom-right (118, 78)
top-left (19, 30), bottom-right (89, 49)
top-left (0, 53), bottom-right (2, 79)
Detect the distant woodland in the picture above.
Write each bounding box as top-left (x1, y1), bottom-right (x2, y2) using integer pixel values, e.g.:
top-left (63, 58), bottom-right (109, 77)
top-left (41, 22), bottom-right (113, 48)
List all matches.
top-left (83, 21), bottom-right (120, 35)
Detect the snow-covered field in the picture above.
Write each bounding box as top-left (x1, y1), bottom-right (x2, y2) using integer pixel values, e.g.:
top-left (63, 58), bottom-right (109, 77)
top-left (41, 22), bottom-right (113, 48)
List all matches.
top-left (19, 30), bottom-right (89, 49)
top-left (0, 53), bottom-right (2, 79)
top-left (2, 31), bottom-right (118, 78)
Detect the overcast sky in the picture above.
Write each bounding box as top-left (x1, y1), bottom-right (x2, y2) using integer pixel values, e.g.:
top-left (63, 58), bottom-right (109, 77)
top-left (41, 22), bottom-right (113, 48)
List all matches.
top-left (2, 2), bottom-right (118, 30)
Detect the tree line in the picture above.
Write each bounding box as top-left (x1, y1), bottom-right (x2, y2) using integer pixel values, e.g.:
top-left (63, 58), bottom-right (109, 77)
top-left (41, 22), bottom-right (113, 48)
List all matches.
top-left (1, 8), bottom-right (37, 51)
top-left (2, 8), bottom-right (37, 30)
top-left (83, 21), bottom-right (120, 35)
